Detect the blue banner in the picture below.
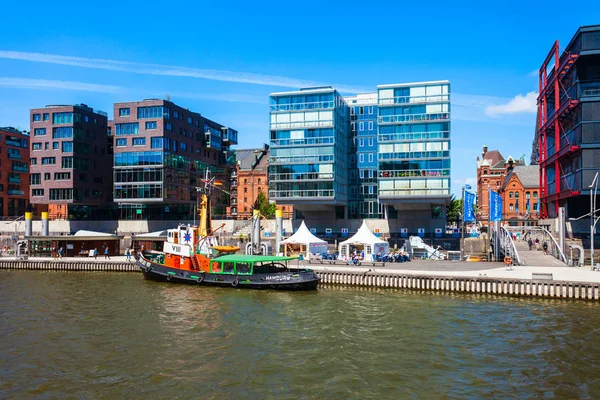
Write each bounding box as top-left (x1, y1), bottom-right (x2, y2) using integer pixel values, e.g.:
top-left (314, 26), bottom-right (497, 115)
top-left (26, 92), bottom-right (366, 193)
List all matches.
top-left (489, 190), bottom-right (503, 222)
top-left (463, 190), bottom-right (476, 222)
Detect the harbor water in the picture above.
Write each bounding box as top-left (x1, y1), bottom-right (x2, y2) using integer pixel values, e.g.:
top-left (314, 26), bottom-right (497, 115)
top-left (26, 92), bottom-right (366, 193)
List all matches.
top-left (1, 271), bottom-right (599, 399)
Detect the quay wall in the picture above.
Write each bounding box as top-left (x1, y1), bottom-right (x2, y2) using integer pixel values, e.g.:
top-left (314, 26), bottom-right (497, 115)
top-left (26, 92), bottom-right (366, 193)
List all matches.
top-left (1, 261), bottom-right (599, 300)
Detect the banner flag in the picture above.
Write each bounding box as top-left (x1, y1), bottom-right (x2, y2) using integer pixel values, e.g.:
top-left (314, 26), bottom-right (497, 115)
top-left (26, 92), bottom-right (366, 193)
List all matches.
top-left (463, 190), bottom-right (476, 222)
top-left (489, 190), bottom-right (503, 222)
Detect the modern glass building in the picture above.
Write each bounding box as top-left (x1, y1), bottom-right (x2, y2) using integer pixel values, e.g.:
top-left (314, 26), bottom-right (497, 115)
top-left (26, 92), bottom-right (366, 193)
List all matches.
top-left (269, 87), bottom-right (350, 219)
top-left (269, 81), bottom-right (451, 233)
top-left (112, 99), bottom-right (237, 220)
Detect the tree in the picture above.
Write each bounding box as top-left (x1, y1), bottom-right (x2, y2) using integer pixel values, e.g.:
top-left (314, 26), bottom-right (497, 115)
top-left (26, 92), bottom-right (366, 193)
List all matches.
top-left (253, 189), bottom-right (276, 219)
top-left (446, 195), bottom-right (462, 222)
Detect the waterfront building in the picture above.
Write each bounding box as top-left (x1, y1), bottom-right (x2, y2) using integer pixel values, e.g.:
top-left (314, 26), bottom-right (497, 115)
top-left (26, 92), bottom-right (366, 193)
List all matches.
top-left (499, 163), bottom-right (541, 221)
top-left (29, 104), bottom-right (112, 220)
top-left (0, 127), bottom-right (30, 217)
top-left (269, 81), bottom-right (451, 235)
top-left (226, 144), bottom-right (293, 220)
top-left (112, 99), bottom-right (237, 220)
top-left (537, 24), bottom-right (600, 220)
top-left (476, 145), bottom-right (538, 225)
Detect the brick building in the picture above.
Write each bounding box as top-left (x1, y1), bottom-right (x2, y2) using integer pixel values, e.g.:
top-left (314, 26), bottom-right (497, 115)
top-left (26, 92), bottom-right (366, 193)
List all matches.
top-left (476, 145), bottom-right (538, 225)
top-left (226, 145), bottom-right (292, 220)
top-left (499, 163), bottom-right (540, 220)
top-left (0, 127), bottom-right (30, 217)
top-left (112, 99), bottom-right (237, 220)
top-left (29, 104), bottom-right (113, 220)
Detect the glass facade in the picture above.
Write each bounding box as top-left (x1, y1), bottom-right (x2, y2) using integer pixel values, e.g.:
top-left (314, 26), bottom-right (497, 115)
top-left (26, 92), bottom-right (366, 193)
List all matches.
top-left (269, 88), bottom-right (349, 205)
top-left (269, 82), bottom-right (451, 220)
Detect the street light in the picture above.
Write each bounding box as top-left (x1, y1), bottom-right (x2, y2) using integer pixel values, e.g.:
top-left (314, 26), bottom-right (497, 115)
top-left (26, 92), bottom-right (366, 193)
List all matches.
top-left (569, 172), bottom-right (599, 269)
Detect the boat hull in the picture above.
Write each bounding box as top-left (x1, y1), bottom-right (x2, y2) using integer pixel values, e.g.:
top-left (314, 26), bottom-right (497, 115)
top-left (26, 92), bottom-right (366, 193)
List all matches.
top-left (136, 255), bottom-right (319, 291)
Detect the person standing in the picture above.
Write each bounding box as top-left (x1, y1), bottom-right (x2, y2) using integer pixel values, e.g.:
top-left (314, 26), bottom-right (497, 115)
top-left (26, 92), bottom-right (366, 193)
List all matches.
top-left (58, 247), bottom-right (64, 259)
top-left (528, 238), bottom-right (533, 250)
top-left (125, 248), bottom-right (131, 262)
top-left (94, 248), bottom-right (98, 259)
top-left (104, 247), bottom-right (110, 260)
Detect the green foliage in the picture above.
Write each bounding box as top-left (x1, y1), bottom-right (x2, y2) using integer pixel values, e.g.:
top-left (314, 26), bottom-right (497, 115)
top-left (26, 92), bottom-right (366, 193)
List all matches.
top-left (446, 195), bottom-right (462, 222)
top-left (253, 190), bottom-right (276, 219)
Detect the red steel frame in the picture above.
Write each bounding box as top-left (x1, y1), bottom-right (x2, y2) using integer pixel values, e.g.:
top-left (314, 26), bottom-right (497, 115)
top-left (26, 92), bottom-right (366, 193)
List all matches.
top-left (537, 41), bottom-right (579, 218)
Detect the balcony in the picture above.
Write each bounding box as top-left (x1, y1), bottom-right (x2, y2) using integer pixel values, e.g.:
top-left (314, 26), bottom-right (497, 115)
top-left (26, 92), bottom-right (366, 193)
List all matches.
top-left (378, 94), bottom-right (449, 106)
top-left (269, 154), bottom-right (334, 165)
top-left (378, 188), bottom-right (450, 197)
top-left (12, 165), bottom-right (28, 172)
top-left (230, 198), bottom-right (237, 205)
top-left (270, 120), bottom-right (334, 130)
top-left (378, 169), bottom-right (450, 179)
top-left (8, 153), bottom-right (22, 160)
top-left (269, 189), bottom-right (335, 199)
top-left (8, 177), bottom-right (21, 184)
top-left (270, 101), bottom-right (334, 112)
top-left (378, 113), bottom-right (450, 125)
top-left (8, 190), bottom-right (25, 196)
top-left (270, 137), bottom-right (335, 147)
top-left (269, 172), bottom-right (334, 181)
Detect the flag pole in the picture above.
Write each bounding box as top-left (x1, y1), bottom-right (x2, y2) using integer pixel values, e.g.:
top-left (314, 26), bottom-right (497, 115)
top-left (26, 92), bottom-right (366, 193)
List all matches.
top-left (488, 184), bottom-right (491, 262)
top-left (461, 185), bottom-right (465, 260)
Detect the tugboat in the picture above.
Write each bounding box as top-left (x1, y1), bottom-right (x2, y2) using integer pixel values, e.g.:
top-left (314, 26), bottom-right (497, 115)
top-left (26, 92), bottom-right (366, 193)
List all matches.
top-left (135, 172), bottom-right (319, 291)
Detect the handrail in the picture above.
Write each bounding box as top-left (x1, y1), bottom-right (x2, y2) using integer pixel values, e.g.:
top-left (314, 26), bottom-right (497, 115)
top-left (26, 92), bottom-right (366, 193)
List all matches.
top-left (503, 226), bottom-right (568, 264)
top-left (498, 226), bottom-right (522, 265)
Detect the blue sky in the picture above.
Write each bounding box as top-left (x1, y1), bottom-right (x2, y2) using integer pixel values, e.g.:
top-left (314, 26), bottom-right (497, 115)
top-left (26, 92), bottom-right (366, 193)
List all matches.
top-left (0, 0), bottom-right (598, 197)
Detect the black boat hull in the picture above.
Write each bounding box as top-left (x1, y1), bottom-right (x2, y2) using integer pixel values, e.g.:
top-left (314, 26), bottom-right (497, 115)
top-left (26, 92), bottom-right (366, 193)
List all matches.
top-left (136, 256), bottom-right (319, 291)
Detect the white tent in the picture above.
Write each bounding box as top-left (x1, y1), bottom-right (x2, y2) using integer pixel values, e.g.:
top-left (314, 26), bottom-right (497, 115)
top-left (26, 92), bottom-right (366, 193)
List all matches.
top-left (339, 221), bottom-right (389, 262)
top-left (279, 221), bottom-right (328, 259)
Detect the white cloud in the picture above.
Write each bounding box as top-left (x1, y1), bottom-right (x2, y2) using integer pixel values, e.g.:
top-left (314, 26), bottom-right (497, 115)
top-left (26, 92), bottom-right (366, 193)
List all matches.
top-left (0, 50), bottom-right (367, 92)
top-left (484, 91), bottom-right (538, 117)
top-left (0, 77), bottom-right (122, 93)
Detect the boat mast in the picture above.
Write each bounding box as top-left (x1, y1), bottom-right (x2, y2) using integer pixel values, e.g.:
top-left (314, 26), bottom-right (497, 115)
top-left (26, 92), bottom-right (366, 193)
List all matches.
top-left (198, 169), bottom-right (213, 238)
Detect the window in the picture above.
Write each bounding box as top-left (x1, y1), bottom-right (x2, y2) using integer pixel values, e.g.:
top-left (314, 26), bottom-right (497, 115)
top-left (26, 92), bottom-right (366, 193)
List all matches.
top-left (359, 106), bottom-right (364, 115)
top-left (173, 111), bottom-right (179, 119)
top-left (62, 142), bottom-right (73, 152)
top-left (49, 189), bottom-right (73, 200)
top-left (526, 192), bottom-right (531, 199)
top-left (368, 137), bottom-right (374, 146)
top-left (368, 153), bottom-right (373, 162)
top-left (116, 138), bottom-right (127, 147)
top-left (188, 116), bottom-right (193, 124)
top-left (515, 192), bottom-right (520, 198)
top-left (33, 114), bottom-right (41, 122)
top-left (138, 106), bottom-right (166, 119)
top-left (145, 121), bottom-right (157, 130)
top-left (351, 122), bottom-right (356, 132)
top-left (53, 112), bottom-right (73, 124)
top-left (151, 137), bottom-right (163, 149)
top-left (84, 116), bottom-right (89, 123)
top-left (62, 157), bottom-right (73, 168)
top-left (30, 174), bottom-right (41, 185)
top-left (133, 138), bottom-right (146, 146)
top-left (369, 170), bottom-right (374, 178)
top-left (32, 189), bottom-right (44, 196)
top-left (351, 107), bottom-right (355, 115)
top-left (369, 121), bottom-right (373, 130)
top-left (360, 170), bottom-right (364, 178)
top-left (119, 108), bottom-right (130, 117)
top-left (52, 127), bottom-right (73, 138)
top-left (359, 154), bottom-right (364, 163)
top-left (34, 128), bottom-right (46, 136)
top-left (359, 122), bottom-right (364, 131)
top-left (369, 185), bottom-right (374, 194)
top-left (166, 123), bottom-right (172, 131)
top-left (510, 203), bottom-right (514, 211)
top-left (44, 173), bottom-right (51, 180)
top-left (43, 113), bottom-right (49, 121)
top-left (42, 157), bottom-right (56, 165)
top-left (236, 262), bottom-right (251, 274)
top-left (369, 106), bottom-right (374, 114)
top-left (223, 262), bottom-right (235, 274)
top-left (179, 142), bottom-right (187, 151)
top-left (115, 123), bottom-right (139, 135)
top-left (32, 143), bottom-right (42, 150)
top-left (45, 142), bottom-right (49, 150)
top-left (533, 191), bottom-right (538, 198)
top-left (509, 192), bottom-right (514, 198)
top-left (30, 158), bottom-right (37, 165)
top-left (54, 172), bottom-right (71, 180)
top-left (359, 138), bottom-right (364, 147)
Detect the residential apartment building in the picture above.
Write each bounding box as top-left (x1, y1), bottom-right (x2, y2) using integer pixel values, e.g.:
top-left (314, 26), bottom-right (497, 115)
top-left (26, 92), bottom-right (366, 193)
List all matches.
top-left (537, 24), bottom-right (600, 221)
top-left (269, 81), bottom-right (451, 234)
top-left (226, 144), bottom-right (292, 220)
top-left (29, 104), bottom-right (112, 220)
top-left (0, 127), bottom-right (30, 217)
top-left (112, 99), bottom-right (237, 220)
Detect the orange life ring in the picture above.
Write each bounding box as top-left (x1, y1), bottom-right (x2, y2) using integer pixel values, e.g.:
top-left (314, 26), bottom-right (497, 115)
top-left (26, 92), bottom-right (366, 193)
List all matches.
top-left (504, 256), bottom-right (513, 265)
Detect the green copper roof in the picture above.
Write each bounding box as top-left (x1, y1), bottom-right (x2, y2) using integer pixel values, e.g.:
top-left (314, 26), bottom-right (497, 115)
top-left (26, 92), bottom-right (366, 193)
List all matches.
top-left (214, 254), bottom-right (297, 262)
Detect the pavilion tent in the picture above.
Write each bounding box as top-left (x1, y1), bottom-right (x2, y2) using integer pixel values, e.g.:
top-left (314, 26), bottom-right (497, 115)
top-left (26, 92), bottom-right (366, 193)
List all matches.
top-left (338, 221), bottom-right (389, 262)
top-left (279, 221), bottom-right (328, 259)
